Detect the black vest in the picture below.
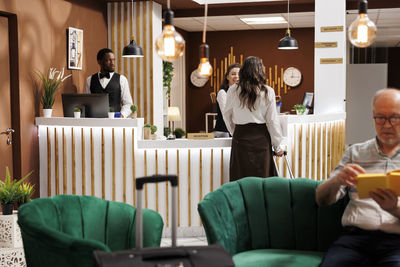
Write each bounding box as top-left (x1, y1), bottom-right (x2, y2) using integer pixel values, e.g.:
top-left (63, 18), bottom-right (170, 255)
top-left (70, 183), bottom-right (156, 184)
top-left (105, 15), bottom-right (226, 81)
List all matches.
top-left (90, 73), bottom-right (121, 112)
top-left (213, 88), bottom-right (229, 133)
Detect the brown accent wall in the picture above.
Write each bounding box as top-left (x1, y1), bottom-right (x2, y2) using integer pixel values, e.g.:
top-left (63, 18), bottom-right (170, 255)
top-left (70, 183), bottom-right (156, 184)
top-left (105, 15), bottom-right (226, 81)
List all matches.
top-left (185, 28), bottom-right (314, 133)
top-left (0, 0), bottom-right (107, 197)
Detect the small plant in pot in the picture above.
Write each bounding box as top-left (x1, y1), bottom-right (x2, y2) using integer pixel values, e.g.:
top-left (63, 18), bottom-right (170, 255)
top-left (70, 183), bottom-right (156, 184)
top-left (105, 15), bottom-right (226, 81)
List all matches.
top-left (108, 107), bottom-right (115, 119)
top-left (129, 104), bottom-right (138, 119)
top-left (150, 125), bottom-right (158, 140)
top-left (173, 128), bottom-right (186, 139)
top-left (293, 104), bottom-right (306, 115)
top-left (143, 123), bottom-right (151, 140)
top-left (74, 107), bottom-right (81, 118)
top-left (0, 167), bottom-right (33, 215)
top-left (16, 182), bottom-right (35, 207)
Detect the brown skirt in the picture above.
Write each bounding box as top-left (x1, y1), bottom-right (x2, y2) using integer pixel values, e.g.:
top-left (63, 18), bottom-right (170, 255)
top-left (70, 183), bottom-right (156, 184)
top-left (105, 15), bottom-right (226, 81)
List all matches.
top-left (229, 123), bottom-right (277, 182)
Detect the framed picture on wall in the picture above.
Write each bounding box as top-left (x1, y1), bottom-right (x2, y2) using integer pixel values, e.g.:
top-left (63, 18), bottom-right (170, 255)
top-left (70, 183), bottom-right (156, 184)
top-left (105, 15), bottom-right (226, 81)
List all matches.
top-left (68, 27), bottom-right (83, 70)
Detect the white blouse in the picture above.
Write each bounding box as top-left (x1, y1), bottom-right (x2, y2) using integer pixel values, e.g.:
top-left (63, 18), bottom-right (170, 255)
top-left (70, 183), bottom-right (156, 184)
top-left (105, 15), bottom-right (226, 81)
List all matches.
top-left (222, 84), bottom-right (283, 151)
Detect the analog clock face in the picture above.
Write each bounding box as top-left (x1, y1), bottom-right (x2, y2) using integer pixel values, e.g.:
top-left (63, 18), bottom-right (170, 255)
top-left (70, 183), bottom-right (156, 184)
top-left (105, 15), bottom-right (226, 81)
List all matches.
top-left (190, 70), bottom-right (209, 87)
top-left (283, 67), bottom-right (302, 87)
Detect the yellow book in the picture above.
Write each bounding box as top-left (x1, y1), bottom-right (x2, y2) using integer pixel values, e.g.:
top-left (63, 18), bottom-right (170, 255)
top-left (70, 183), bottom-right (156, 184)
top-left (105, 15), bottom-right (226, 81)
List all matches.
top-left (356, 170), bottom-right (400, 198)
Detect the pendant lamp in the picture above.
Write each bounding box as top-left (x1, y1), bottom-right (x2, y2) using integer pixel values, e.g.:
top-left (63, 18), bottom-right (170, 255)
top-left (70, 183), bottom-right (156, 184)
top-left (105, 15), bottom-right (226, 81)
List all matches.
top-left (122, 0), bottom-right (144, 57)
top-left (348, 0), bottom-right (377, 48)
top-left (155, 0), bottom-right (185, 62)
top-left (197, 0), bottom-right (213, 77)
top-left (278, 0), bottom-right (298, 50)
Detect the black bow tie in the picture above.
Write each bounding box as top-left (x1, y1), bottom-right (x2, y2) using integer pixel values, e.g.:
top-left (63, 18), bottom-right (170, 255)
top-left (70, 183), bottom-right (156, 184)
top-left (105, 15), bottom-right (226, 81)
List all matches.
top-left (99, 72), bottom-right (110, 79)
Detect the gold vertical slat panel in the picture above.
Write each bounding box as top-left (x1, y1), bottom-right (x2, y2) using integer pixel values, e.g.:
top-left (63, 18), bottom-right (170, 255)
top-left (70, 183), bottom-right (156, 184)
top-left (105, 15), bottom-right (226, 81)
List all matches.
top-left (102, 128), bottom-right (105, 199)
top-left (177, 149), bottom-right (180, 227)
top-left (62, 128), bottom-right (66, 194)
top-left (72, 128), bottom-right (76, 195)
top-left (130, 3), bottom-right (135, 109)
top-left (150, 1), bottom-right (154, 125)
top-left (342, 121), bottom-right (346, 154)
top-left (317, 124), bottom-right (322, 180)
top-left (283, 145), bottom-right (287, 178)
top-left (333, 122), bottom-right (339, 167)
top-left (199, 149), bottom-right (203, 202)
top-left (144, 149), bottom-right (148, 208)
top-left (143, 2), bottom-right (148, 122)
top-left (47, 127), bottom-right (51, 196)
top-left (124, 3), bottom-right (128, 79)
top-left (123, 129), bottom-right (126, 203)
top-left (291, 125), bottom-right (296, 177)
top-left (312, 124), bottom-right (316, 180)
top-left (165, 150), bottom-right (169, 227)
top-left (136, 2), bottom-right (142, 119)
top-left (298, 125), bottom-right (303, 177)
top-left (81, 128), bottom-right (86, 195)
top-left (188, 149), bottom-right (191, 227)
top-left (55, 128), bottom-right (59, 195)
top-left (220, 149), bottom-right (224, 185)
top-left (117, 2), bottom-right (122, 73)
top-left (155, 149), bottom-right (159, 212)
top-left (110, 3), bottom-right (116, 58)
top-left (112, 128), bottom-right (115, 201)
top-left (132, 129), bottom-right (136, 206)
top-left (306, 124), bottom-right (310, 178)
top-left (210, 149), bottom-right (214, 192)
top-left (90, 128), bottom-right (95, 196)
top-left (322, 124), bottom-right (327, 179)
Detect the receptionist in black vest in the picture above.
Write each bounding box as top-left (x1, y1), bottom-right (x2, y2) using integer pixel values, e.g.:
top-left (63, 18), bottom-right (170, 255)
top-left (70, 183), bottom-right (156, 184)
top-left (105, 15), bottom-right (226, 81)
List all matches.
top-left (84, 48), bottom-right (133, 118)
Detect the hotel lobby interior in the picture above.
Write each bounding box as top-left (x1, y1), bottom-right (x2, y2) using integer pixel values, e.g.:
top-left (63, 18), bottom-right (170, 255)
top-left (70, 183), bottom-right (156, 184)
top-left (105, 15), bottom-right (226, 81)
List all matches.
top-left (1, 0), bottom-right (400, 266)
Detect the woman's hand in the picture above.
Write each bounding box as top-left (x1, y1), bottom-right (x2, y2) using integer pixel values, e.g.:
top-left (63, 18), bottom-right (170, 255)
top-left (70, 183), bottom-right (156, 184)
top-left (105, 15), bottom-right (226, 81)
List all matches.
top-left (275, 150), bottom-right (284, 157)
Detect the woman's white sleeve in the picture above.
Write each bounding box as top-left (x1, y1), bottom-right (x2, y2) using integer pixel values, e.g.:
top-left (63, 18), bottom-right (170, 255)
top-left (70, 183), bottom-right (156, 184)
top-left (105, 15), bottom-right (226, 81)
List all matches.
top-left (222, 89), bottom-right (235, 135)
top-left (265, 88), bottom-right (283, 151)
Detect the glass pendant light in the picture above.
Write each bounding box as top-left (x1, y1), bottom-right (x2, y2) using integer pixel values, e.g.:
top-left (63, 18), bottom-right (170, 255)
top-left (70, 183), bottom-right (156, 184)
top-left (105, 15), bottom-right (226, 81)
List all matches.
top-left (348, 0), bottom-right (377, 48)
top-left (155, 0), bottom-right (185, 62)
top-left (197, 0), bottom-right (213, 77)
top-left (278, 0), bottom-right (298, 50)
top-left (122, 0), bottom-right (144, 58)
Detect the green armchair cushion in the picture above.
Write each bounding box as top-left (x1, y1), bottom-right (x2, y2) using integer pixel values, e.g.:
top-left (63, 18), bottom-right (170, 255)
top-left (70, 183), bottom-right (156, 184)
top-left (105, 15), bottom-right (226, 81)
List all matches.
top-left (198, 177), bottom-right (348, 266)
top-left (18, 195), bottom-right (164, 267)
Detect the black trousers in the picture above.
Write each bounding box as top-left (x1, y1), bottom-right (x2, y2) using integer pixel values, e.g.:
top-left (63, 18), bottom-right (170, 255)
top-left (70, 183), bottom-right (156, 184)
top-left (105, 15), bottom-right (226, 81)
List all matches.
top-left (319, 227), bottom-right (400, 267)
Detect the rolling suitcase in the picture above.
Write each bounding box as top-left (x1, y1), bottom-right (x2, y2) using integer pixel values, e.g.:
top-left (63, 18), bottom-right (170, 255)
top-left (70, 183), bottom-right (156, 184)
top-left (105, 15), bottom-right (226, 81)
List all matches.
top-left (273, 150), bottom-right (294, 179)
top-left (93, 175), bottom-right (234, 267)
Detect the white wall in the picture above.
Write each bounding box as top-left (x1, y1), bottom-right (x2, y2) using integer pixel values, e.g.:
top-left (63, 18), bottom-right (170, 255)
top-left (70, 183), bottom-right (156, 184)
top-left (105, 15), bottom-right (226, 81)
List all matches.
top-left (346, 64), bottom-right (388, 145)
top-left (170, 55), bottom-right (186, 131)
top-left (152, 2), bottom-right (163, 135)
top-left (314, 0), bottom-right (346, 114)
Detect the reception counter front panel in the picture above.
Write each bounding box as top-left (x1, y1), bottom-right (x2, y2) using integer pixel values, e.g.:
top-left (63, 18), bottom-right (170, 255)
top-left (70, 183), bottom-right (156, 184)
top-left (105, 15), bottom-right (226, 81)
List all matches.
top-left (36, 113), bottom-right (345, 236)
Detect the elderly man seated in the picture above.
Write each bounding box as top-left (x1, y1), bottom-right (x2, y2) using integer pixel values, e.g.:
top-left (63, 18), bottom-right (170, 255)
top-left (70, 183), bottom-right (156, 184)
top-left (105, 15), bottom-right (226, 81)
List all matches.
top-left (316, 88), bottom-right (400, 266)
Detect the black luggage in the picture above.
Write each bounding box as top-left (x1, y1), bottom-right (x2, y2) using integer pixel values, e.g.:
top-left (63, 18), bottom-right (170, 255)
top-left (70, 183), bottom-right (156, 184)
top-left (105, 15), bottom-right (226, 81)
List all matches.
top-left (93, 175), bottom-right (234, 267)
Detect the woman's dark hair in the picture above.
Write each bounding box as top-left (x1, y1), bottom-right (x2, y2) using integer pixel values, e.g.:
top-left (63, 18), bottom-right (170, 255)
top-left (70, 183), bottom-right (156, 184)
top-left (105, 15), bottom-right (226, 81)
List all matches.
top-left (220, 63), bottom-right (241, 90)
top-left (238, 56), bottom-right (267, 111)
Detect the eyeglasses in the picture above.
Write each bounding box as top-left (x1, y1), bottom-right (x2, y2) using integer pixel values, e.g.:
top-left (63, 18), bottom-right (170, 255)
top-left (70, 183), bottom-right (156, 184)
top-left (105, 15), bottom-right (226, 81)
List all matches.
top-left (373, 116), bottom-right (400, 126)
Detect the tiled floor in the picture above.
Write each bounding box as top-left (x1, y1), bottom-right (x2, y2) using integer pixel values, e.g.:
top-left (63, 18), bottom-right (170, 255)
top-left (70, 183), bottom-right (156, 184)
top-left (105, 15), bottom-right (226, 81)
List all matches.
top-left (161, 236), bottom-right (208, 247)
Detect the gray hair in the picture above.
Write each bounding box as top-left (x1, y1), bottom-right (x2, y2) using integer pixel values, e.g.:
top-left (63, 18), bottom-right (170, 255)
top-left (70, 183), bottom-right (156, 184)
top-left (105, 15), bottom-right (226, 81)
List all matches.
top-left (372, 88), bottom-right (400, 105)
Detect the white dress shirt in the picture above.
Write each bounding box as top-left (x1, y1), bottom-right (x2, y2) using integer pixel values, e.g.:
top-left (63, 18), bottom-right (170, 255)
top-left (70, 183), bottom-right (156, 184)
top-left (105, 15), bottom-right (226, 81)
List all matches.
top-left (223, 84), bottom-right (283, 151)
top-left (217, 90), bottom-right (227, 113)
top-left (84, 72), bottom-right (133, 118)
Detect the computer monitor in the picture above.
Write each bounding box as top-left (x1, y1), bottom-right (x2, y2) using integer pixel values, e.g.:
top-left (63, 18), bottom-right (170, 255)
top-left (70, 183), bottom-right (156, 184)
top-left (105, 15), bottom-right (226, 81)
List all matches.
top-left (62, 93), bottom-right (109, 118)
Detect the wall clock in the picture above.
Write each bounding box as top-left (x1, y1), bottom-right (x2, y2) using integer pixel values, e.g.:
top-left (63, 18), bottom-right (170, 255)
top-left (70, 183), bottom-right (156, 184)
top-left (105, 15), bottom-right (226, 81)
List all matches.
top-left (283, 67), bottom-right (302, 87)
top-left (190, 70), bottom-right (209, 88)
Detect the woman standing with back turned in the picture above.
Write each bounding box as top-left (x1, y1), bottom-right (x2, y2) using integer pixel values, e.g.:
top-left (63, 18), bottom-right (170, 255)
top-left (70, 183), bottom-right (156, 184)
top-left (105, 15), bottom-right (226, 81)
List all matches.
top-left (223, 56), bottom-right (284, 182)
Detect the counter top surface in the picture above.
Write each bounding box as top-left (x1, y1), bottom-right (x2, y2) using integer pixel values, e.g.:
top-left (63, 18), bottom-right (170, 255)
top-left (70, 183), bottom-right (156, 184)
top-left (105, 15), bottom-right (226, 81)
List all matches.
top-left (35, 117), bottom-right (144, 127)
top-left (137, 138), bottom-right (232, 149)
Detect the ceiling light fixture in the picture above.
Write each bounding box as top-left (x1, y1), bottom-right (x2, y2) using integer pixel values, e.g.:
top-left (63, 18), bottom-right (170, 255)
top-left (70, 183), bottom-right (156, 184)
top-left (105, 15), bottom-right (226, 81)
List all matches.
top-left (122, 0), bottom-right (144, 57)
top-left (278, 0), bottom-right (298, 50)
top-left (348, 0), bottom-right (377, 48)
top-left (155, 0), bottom-right (185, 62)
top-left (197, 0), bottom-right (213, 77)
top-left (240, 16), bottom-right (287, 25)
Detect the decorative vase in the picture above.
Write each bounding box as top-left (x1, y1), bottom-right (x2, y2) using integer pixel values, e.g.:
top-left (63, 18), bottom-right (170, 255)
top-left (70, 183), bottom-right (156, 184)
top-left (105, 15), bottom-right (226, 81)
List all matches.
top-left (296, 110), bottom-right (304, 115)
top-left (129, 112), bottom-right (137, 119)
top-left (1, 203), bottom-right (14, 215)
top-left (143, 127), bottom-right (151, 140)
top-left (74, 112), bottom-right (81, 118)
top-left (108, 112), bottom-right (115, 119)
top-left (151, 134), bottom-right (157, 140)
top-left (43, 108), bottom-right (53, 118)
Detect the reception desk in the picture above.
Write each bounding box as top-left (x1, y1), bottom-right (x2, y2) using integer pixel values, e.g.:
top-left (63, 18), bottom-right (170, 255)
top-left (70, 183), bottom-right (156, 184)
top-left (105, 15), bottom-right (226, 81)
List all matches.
top-left (36, 112), bottom-right (345, 237)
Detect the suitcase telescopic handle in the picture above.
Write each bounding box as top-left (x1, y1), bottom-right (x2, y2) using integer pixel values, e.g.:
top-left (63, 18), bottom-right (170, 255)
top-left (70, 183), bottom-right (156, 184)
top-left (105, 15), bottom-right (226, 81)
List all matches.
top-left (136, 175), bottom-right (178, 190)
top-left (273, 150), bottom-right (287, 156)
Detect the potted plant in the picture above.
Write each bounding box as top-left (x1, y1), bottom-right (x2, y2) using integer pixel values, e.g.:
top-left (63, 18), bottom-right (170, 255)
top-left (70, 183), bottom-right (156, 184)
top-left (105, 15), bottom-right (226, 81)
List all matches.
top-left (74, 107), bottom-right (81, 118)
top-left (150, 125), bottom-right (158, 140)
top-left (163, 61), bottom-right (174, 99)
top-left (129, 104), bottom-right (138, 119)
top-left (16, 182), bottom-right (35, 207)
top-left (173, 128), bottom-right (186, 139)
top-left (108, 107), bottom-right (115, 119)
top-left (0, 167), bottom-right (33, 215)
top-left (37, 67), bottom-right (71, 118)
top-left (143, 123), bottom-right (151, 140)
top-left (293, 104), bottom-right (306, 115)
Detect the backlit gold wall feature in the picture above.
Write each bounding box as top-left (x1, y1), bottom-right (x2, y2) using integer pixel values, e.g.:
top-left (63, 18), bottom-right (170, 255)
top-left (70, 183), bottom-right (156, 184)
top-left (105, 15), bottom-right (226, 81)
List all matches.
top-left (47, 128), bottom-right (51, 196)
top-left (102, 128), bottom-right (105, 199)
top-left (123, 128), bottom-right (126, 203)
top-left (81, 128), bottom-right (86, 195)
top-left (109, 2), bottom-right (155, 124)
top-left (155, 149), bottom-right (159, 213)
top-left (90, 128), bottom-right (94, 196)
top-left (188, 149), bottom-right (191, 227)
top-left (55, 128), bottom-right (59, 195)
top-left (112, 128), bottom-right (115, 201)
top-left (62, 128), bottom-right (66, 194)
top-left (165, 150), bottom-right (169, 227)
top-left (132, 129), bottom-right (136, 206)
top-left (72, 128), bottom-right (76, 195)
top-left (144, 149), bottom-right (148, 208)
top-left (177, 149), bottom-right (180, 227)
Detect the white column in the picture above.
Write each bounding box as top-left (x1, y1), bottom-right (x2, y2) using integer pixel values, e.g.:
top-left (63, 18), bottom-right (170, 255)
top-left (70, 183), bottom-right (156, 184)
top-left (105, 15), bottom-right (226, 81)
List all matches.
top-left (152, 2), bottom-right (163, 135)
top-left (314, 0), bottom-right (346, 114)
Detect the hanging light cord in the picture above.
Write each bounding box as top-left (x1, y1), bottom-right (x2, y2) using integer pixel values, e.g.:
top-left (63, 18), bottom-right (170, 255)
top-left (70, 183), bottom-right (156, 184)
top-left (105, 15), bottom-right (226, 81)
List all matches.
top-left (287, 0), bottom-right (290, 31)
top-left (202, 0), bottom-right (208, 43)
top-left (131, 0), bottom-right (134, 38)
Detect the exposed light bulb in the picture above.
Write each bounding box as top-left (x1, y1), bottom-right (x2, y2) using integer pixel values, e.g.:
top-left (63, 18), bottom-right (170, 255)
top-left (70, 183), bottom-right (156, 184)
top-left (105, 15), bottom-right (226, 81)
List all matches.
top-left (155, 10), bottom-right (185, 62)
top-left (197, 57), bottom-right (213, 77)
top-left (348, 0), bottom-right (377, 48)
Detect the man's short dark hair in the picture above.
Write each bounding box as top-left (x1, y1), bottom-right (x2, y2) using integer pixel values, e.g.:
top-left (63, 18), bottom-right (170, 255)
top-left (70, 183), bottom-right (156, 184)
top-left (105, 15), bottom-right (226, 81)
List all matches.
top-left (97, 48), bottom-right (113, 61)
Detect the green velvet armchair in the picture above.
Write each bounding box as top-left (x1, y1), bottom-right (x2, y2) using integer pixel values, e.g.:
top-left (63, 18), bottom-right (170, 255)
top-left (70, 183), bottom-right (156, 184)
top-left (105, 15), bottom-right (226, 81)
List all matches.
top-left (198, 177), bottom-right (348, 267)
top-left (18, 195), bottom-right (164, 267)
